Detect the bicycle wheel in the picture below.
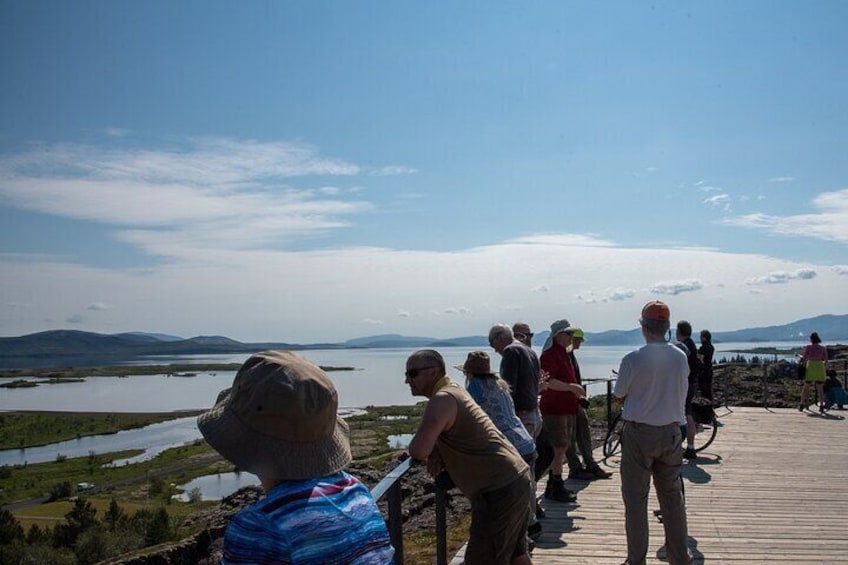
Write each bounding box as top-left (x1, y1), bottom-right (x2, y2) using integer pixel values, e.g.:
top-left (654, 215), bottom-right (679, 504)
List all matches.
top-left (603, 413), bottom-right (624, 457)
top-left (693, 414), bottom-right (718, 452)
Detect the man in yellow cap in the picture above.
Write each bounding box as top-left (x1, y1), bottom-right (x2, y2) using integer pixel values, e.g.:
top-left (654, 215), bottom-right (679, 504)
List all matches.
top-left (564, 327), bottom-right (612, 481)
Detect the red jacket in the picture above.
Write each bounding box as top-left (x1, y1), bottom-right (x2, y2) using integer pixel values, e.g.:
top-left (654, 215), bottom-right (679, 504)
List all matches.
top-left (539, 345), bottom-right (579, 415)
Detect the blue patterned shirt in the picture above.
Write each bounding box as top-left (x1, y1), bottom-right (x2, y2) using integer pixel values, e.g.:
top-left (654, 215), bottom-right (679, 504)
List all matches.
top-left (466, 376), bottom-right (535, 457)
top-left (222, 471), bottom-right (395, 565)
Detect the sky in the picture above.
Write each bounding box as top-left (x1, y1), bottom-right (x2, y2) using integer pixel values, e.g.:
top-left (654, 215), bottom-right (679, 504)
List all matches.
top-left (1, 1), bottom-right (847, 343)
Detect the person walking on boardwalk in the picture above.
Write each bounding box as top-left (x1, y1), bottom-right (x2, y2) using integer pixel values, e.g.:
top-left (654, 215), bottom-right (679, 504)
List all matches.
top-left (564, 327), bottom-right (613, 481)
top-left (197, 350), bottom-right (394, 565)
top-left (614, 301), bottom-right (692, 565)
top-left (539, 319), bottom-right (584, 503)
top-left (406, 349), bottom-right (533, 565)
top-left (799, 331), bottom-right (829, 412)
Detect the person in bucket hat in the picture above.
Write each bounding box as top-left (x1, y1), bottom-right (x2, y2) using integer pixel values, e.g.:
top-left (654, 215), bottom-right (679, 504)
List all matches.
top-left (198, 350), bottom-right (394, 565)
top-left (457, 351), bottom-right (542, 542)
top-left (614, 302), bottom-right (692, 564)
top-left (538, 319), bottom-right (584, 504)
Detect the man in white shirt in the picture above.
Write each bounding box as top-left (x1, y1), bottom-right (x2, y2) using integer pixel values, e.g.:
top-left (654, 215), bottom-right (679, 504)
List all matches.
top-left (613, 301), bottom-right (691, 565)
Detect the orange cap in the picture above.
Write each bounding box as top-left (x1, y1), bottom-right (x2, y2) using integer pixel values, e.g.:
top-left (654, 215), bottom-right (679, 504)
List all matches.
top-left (640, 300), bottom-right (670, 322)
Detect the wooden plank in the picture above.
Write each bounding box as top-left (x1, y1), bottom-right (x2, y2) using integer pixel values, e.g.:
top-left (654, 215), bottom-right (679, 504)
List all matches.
top-left (450, 406), bottom-right (848, 564)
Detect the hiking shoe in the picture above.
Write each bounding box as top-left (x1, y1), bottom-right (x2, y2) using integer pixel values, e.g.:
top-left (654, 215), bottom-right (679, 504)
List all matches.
top-left (535, 501), bottom-right (546, 519)
top-left (683, 447), bottom-right (696, 459)
top-left (527, 521), bottom-right (543, 541)
top-left (544, 479), bottom-right (577, 503)
top-left (568, 467), bottom-right (597, 481)
top-left (545, 487), bottom-right (577, 503)
top-left (588, 465), bottom-right (613, 479)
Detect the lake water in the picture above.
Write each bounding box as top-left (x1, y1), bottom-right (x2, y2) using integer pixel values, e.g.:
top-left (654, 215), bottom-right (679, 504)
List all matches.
top-left (0, 342), bottom-right (796, 469)
top-left (173, 471), bottom-right (261, 502)
top-left (0, 342), bottom-right (796, 413)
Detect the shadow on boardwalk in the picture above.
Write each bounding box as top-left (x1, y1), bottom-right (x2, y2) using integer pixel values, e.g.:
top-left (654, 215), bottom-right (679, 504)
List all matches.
top-left (454, 406), bottom-right (848, 564)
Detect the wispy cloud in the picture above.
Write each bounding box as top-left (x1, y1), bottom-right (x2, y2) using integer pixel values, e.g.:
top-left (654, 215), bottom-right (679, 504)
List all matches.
top-left (510, 234), bottom-right (616, 247)
top-left (833, 266), bottom-right (848, 276)
top-left (722, 189), bottom-right (848, 244)
top-left (745, 268), bottom-right (817, 285)
top-left (66, 314), bottom-right (83, 324)
top-left (443, 307), bottom-right (472, 315)
top-left (0, 137), bottom-right (416, 258)
top-left (768, 176), bottom-right (795, 183)
top-left (87, 302), bottom-right (111, 311)
top-left (576, 288), bottom-right (636, 304)
top-left (649, 279), bottom-right (704, 295)
top-left (369, 165), bottom-right (418, 176)
top-left (697, 185), bottom-right (722, 193)
top-left (703, 193), bottom-right (731, 211)
top-left (362, 318), bottom-right (384, 325)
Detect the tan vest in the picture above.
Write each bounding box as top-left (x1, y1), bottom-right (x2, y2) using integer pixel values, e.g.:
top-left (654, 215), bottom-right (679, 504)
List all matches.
top-left (436, 383), bottom-right (528, 497)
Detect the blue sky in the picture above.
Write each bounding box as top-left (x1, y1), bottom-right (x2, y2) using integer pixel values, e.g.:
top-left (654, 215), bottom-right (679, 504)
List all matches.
top-left (1, 1), bottom-right (846, 343)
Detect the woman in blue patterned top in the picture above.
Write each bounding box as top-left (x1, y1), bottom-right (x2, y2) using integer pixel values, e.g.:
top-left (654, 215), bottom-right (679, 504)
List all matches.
top-left (198, 350), bottom-right (394, 565)
top-left (458, 350), bottom-right (541, 541)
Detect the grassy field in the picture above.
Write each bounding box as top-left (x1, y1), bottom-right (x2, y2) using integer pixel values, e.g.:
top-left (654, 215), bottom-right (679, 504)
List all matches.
top-left (1, 404), bottom-right (423, 508)
top-left (1, 402), bottom-right (473, 563)
top-left (0, 411), bottom-right (203, 450)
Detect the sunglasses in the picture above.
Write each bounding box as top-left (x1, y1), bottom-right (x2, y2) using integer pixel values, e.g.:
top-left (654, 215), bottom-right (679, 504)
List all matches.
top-left (405, 366), bottom-right (436, 379)
top-left (515, 332), bottom-right (534, 339)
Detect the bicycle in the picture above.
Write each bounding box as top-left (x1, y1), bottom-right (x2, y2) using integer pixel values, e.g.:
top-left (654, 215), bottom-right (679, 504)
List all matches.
top-left (603, 396), bottom-right (718, 458)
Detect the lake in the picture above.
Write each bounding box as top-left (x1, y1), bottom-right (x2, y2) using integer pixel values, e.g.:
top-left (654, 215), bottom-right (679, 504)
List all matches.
top-left (0, 342), bottom-right (796, 469)
top-left (0, 342), bottom-right (796, 413)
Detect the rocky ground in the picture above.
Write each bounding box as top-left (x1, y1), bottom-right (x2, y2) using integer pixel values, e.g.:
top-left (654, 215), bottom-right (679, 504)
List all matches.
top-left (107, 345), bottom-right (848, 564)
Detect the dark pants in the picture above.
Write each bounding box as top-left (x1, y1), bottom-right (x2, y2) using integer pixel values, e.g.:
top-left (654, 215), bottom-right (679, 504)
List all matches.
top-left (566, 405), bottom-right (597, 472)
top-left (534, 427), bottom-right (555, 480)
top-left (699, 370), bottom-right (713, 401)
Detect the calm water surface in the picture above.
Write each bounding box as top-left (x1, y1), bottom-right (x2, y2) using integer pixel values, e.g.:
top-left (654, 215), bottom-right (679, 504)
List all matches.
top-left (0, 343), bottom-right (796, 468)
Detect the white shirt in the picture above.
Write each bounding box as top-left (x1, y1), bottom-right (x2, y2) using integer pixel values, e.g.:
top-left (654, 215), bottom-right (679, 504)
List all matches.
top-left (614, 342), bottom-right (689, 426)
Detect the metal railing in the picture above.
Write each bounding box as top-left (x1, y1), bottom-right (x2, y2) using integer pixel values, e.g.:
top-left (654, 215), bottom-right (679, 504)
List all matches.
top-left (370, 456), bottom-right (449, 565)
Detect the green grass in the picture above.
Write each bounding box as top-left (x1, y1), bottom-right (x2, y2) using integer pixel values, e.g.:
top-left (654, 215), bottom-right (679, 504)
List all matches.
top-left (0, 411), bottom-right (203, 450)
top-left (0, 405), bottom-right (424, 508)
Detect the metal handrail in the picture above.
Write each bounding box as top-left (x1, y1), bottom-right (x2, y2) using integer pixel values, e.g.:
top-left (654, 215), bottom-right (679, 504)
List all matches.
top-left (370, 456), bottom-right (449, 565)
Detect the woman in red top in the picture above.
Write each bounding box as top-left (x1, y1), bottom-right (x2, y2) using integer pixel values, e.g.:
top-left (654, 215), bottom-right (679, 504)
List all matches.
top-left (539, 319), bottom-right (585, 503)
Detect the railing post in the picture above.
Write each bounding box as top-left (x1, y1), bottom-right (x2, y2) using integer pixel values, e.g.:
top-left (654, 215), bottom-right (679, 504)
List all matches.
top-left (762, 364), bottom-right (769, 408)
top-left (435, 487), bottom-right (448, 565)
top-left (387, 482), bottom-right (404, 565)
top-left (606, 378), bottom-right (613, 429)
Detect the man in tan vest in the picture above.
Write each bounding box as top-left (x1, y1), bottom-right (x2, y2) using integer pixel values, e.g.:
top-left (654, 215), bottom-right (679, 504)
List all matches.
top-left (406, 349), bottom-right (533, 565)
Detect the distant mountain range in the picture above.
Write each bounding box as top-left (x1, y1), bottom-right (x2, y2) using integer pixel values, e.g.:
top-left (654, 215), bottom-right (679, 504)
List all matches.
top-left (0, 314), bottom-right (845, 369)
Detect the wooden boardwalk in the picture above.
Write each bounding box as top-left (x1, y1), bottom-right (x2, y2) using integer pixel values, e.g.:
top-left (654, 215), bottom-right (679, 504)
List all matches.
top-left (451, 406), bottom-right (848, 564)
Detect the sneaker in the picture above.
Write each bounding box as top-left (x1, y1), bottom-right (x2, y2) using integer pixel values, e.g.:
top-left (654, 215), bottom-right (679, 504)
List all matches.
top-left (568, 467), bottom-right (597, 481)
top-left (683, 447), bottom-right (696, 459)
top-left (527, 521), bottom-right (543, 541)
top-left (588, 465), bottom-right (613, 479)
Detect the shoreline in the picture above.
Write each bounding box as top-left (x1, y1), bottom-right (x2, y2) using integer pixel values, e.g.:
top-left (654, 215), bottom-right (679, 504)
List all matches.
top-left (0, 363), bottom-right (355, 379)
